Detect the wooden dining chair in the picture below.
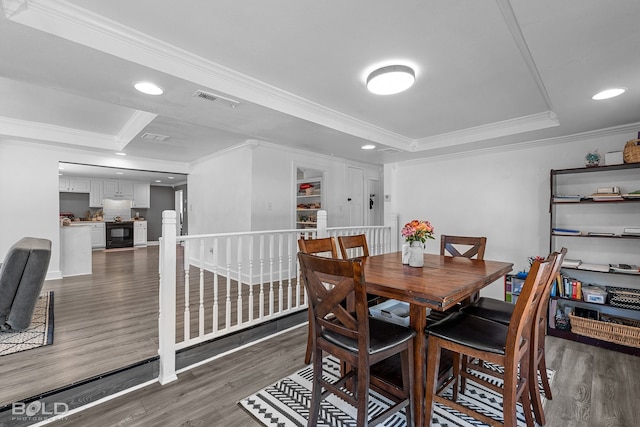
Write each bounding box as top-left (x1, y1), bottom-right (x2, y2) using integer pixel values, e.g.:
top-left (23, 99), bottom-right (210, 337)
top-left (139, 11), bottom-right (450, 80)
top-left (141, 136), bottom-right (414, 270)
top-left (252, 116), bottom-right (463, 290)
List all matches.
top-left (337, 234), bottom-right (370, 259)
top-left (460, 247), bottom-right (567, 425)
top-left (424, 253), bottom-right (557, 427)
top-left (298, 252), bottom-right (415, 427)
top-left (427, 234), bottom-right (488, 323)
top-left (298, 237), bottom-right (340, 365)
top-left (440, 234), bottom-right (487, 260)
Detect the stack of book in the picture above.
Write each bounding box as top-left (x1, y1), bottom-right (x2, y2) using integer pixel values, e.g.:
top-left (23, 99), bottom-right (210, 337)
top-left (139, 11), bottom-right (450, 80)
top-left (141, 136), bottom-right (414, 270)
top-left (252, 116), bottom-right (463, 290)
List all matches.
top-left (622, 190), bottom-right (640, 199)
top-left (552, 228), bottom-right (581, 236)
top-left (622, 227), bottom-right (640, 237)
top-left (553, 195), bottom-right (582, 202)
top-left (589, 186), bottom-right (624, 201)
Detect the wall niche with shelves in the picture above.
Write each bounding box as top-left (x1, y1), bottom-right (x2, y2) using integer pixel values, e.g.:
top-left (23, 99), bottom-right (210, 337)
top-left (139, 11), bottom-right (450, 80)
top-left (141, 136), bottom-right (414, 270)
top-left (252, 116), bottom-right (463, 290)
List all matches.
top-left (295, 167), bottom-right (324, 229)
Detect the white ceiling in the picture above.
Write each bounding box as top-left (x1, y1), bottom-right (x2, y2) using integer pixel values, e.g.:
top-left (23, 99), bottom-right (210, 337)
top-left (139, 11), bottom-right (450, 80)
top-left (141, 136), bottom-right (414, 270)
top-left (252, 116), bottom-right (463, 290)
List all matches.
top-left (1, 0), bottom-right (639, 171)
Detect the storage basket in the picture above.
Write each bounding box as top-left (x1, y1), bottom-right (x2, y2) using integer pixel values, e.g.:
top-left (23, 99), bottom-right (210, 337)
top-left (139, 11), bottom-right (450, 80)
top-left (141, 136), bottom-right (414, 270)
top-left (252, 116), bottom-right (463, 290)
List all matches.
top-left (607, 287), bottom-right (640, 311)
top-left (569, 312), bottom-right (640, 348)
top-left (623, 138), bottom-right (640, 164)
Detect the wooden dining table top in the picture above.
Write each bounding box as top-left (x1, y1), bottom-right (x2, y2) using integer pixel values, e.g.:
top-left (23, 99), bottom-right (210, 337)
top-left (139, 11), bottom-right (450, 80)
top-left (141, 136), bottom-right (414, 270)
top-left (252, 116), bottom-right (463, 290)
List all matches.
top-left (361, 252), bottom-right (514, 312)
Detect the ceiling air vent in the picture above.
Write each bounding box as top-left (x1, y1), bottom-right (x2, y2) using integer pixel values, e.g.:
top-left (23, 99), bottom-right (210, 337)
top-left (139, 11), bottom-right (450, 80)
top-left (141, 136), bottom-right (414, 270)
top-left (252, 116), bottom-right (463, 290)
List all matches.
top-left (141, 132), bottom-right (170, 142)
top-left (192, 90), bottom-right (240, 108)
top-left (377, 147), bottom-right (401, 153)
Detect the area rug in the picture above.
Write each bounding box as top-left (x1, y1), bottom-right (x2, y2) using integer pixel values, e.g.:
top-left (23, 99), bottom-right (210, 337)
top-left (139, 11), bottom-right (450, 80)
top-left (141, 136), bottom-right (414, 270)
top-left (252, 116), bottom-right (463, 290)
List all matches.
top-left (239, 355), bottom-right (554, 426)
top-left (0, 291), bottom-right (54, 356)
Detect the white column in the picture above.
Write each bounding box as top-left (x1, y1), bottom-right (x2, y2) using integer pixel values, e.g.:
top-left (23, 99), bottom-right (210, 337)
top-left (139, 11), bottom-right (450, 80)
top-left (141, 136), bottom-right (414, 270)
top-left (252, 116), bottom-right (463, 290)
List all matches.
top-left (158, 210), bottom-right (178, 385)
top-left (316, 210), bottom-right (328, 238)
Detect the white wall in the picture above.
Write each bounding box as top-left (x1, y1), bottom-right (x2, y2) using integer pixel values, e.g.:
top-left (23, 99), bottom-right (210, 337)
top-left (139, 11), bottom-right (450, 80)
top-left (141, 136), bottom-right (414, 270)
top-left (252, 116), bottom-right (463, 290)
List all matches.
top-left (0, 139), bottom-right (188, 278)
top-left (189, 141), bottom-right (383, 233)
top-left (385, 130), bottom-right (638, 300)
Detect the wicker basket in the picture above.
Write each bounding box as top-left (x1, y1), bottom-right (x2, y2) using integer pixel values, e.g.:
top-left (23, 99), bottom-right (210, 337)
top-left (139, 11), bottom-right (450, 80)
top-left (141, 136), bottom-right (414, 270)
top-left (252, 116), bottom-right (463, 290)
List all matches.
top-left (623, 139), bottom-right (640, 164)
top-left (569, 312), bottom-right (640, 347)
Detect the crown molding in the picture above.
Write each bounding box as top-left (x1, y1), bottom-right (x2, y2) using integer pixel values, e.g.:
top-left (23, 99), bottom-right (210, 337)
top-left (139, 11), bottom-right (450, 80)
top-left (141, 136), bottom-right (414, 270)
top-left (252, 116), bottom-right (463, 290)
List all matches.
top-left (6, 0), bottom-right (415, 152)
top-left (413, 111), bottom-right (559, 151)
top-left (0, 116), bottom-right (119, 149)
top-left (116, 111), bottom-right (157, 150)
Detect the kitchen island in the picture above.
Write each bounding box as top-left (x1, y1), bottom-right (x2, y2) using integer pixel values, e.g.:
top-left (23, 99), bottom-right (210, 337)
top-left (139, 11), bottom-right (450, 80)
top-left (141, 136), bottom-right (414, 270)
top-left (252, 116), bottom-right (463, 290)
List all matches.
top-left (60, 223), bottom-right (92, 276)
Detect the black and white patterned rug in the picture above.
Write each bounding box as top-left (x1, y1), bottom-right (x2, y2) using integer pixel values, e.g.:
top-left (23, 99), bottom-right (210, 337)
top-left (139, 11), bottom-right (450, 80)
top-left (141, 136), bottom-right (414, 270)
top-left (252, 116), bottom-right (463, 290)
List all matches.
top-left (239, 355), bottom-right (554, 426)
top-left (0, 291), bottom-right (54, 356)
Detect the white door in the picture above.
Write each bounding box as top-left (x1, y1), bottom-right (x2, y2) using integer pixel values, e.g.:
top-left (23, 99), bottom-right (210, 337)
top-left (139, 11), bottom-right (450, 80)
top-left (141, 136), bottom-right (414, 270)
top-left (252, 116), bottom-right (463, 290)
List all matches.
top-left (346, 166), bottom-right (364, 226)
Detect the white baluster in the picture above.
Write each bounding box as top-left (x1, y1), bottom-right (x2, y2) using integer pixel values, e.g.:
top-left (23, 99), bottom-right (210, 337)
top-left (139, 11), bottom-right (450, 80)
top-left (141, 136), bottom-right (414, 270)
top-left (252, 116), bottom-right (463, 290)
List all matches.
top-left (237, 237), bottom-right (243, 326)
top-left (212, 238), bottom-right (219, 333)
top-left (183, 240), bottom-right (190, 341)
top-left (259, 235), bottom-right (265, 319)
top-left (198, 239), bottom-right (205, 337)
top-left (248, 235), bottom-right (254, 323)
top-left (225, 237), bottom-right (232, 329)
top-left (269, 234), bottom-right (274, 316)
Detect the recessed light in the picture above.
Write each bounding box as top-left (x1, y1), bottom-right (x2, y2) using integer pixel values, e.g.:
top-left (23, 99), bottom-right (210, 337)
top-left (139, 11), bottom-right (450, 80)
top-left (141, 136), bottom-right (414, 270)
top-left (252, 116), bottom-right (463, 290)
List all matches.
top-left (155, 180), bottom-right (162, 183)
top-left (361, 144), bottom-right (376, 150)
top-left (366, 65), bottom-right (415, 95)
top-left (134, 81), bottom-right (164, 96)
top-left (167, 176), bottom-right (174, 180)
top-left (115, 152), bottom-right (127, 156)
top-left (116, 172), bottom-right (124, 175)
top-left (592, 88), bottom-right (626, 100)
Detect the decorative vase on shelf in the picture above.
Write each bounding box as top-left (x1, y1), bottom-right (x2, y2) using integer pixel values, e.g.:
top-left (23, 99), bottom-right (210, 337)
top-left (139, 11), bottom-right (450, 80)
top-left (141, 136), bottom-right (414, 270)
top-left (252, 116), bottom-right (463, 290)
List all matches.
top-left (408, 241), bottom-right (424, 268)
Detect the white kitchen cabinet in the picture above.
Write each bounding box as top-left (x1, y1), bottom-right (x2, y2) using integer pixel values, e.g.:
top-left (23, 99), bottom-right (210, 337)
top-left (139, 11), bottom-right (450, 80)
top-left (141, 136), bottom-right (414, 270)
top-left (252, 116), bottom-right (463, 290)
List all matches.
top-left (90, 180), bottom-right (104, 207)
top-left (134, 221), bottom-right (147, 247)
top-left (132, 183), bottom-right (150, 208)
top-left (59, 177), bottom-right (91, 193)
top-left (103, 180), bottom-right (134, 199)
top-left (91, 222), bottom-right (106, 248)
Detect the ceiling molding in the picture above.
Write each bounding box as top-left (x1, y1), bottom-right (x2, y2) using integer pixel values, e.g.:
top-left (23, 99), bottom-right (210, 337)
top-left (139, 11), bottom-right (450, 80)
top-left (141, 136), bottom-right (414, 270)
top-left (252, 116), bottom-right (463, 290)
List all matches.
top-left (495, 0), bottom-right (554, 110)
top-left (115, 110), bottom-right (158, 150)
top-left (0, 116), bottom-right (119, 149)
top-left (412, 111), bottom-right (559, 151)
top-left (6, 0), bottom-right (415, 152)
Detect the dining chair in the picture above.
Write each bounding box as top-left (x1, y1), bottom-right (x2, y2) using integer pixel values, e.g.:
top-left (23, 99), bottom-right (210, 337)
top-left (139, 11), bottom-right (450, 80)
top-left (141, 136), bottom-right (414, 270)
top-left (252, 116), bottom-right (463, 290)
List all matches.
top-left (427, 234), bottom-right (488, 323)
top-left (440, 235), bottom-right (487, 260)
top-left (298, 237), bottom-right (340, 365)
top-left (460, 247), bottom-right (567, 425)
top-left (337, 234), bottom-right (370, 259)
top-left (338, 234), bottom-right (383, 308)
top-left (298, 252), bottom-right (415, 427)
top-left (424, 253), bottom-right (557, 427)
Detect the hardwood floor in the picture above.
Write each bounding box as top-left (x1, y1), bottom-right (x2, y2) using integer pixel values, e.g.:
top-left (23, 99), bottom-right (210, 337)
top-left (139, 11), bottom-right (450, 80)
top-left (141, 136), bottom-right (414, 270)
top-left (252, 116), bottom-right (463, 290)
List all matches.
top-left (46, 328), bottom-right (640, 427)
top-left (3, 247), bottom-right (639, 426)
top-left (0, 247), bottom-right (161, 408)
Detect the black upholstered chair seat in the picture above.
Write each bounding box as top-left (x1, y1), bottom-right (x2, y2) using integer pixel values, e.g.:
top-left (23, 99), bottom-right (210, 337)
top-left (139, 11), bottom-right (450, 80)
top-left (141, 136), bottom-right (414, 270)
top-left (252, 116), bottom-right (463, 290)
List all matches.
top-left (426, 312), bottom-right (508, 355)
top-left (460, 297), bottom-right (513, 325)
top-left (323, 316), bottom-right (416, 354)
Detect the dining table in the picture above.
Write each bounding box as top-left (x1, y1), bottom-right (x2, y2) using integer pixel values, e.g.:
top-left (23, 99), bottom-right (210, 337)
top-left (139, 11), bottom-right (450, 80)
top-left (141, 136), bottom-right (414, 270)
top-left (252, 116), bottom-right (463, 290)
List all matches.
top-left (361, 251), bottom-right (513, 426)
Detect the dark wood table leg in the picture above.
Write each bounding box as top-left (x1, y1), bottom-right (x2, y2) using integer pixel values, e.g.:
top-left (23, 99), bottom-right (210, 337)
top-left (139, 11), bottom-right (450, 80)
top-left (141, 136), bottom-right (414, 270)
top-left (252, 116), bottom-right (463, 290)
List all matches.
top-left (410, 304), bottom-right (427, 427)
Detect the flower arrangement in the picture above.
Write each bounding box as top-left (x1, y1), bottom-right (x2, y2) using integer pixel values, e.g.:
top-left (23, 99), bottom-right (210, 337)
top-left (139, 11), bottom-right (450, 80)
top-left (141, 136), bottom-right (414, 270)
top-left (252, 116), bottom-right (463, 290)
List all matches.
top-left (401, 219), bottom-right (435, 245)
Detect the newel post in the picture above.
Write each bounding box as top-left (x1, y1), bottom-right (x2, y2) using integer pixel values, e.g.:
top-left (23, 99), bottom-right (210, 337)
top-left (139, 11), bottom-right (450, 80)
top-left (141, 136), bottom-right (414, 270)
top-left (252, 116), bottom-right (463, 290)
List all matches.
top-left (316, 210), bottom-right (328, 238)
top-left (158, 210), bottom-right (178, 384)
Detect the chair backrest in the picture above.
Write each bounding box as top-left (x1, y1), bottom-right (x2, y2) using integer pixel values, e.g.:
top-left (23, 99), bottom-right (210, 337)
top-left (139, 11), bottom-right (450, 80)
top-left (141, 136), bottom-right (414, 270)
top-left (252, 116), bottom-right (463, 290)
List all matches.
top-left (440, 235), bottom-right (487, 260)
top-left (298, 252), bottom-right (370, 351)
top-left (298, 237), bottom-right (338, 258)
top-left (337, 234), bottom-right (369, 259)
top-left (506, 253), bottom-right (558, 356)
top-left (531, 247), bottom-right (567, 350)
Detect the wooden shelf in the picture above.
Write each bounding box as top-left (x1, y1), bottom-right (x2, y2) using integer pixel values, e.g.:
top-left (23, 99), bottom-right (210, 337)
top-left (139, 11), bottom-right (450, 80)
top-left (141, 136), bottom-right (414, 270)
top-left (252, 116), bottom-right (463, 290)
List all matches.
top-left (547, 327), bottom-right (640, 356)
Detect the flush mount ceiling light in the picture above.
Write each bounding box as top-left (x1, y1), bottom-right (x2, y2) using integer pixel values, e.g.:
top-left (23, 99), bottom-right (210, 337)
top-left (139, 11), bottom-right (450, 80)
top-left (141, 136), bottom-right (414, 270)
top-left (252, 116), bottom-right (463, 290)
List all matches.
top-left (366, 65), bottom-right (415, 95)
top-left (361, 144), bottom-right (376, 150)
top-left (115, 152), bottom-right (126, 156)
top-left (592, 88), bottom-right (626, 100)
top-left (134, 81), bottom-right (164, 96)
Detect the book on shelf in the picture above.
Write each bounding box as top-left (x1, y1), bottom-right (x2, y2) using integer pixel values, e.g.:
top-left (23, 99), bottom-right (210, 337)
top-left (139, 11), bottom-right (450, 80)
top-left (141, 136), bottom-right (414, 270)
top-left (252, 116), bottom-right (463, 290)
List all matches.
top-left (587, 232), bottom-right (618, 237)
top-left (577, 262), bottom-right (611, 272)
top-left (562, 258), bottom-right (582, 268)
top-left (552, 228), bottom-right (581, 236)
top-left (610, 264), bottom-right (640, 274)
top-left (553, 195), bottom-right (582, 202)
top-left (589, 193), bottom-right (625, 201)
top-left (622, 227), bottom-right (640, 237)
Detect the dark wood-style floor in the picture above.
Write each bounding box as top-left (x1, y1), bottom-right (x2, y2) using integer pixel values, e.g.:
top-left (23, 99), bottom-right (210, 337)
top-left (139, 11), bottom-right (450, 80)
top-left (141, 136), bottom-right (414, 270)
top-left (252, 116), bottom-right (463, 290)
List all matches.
top-left (4, 247), bottom-right (640, 426)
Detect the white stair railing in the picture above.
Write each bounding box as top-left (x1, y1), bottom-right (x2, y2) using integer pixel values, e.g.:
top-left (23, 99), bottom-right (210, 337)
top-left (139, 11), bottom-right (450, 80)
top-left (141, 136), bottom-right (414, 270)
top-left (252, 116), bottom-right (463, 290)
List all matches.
top-left (157, 210), bottom-right (394, 384)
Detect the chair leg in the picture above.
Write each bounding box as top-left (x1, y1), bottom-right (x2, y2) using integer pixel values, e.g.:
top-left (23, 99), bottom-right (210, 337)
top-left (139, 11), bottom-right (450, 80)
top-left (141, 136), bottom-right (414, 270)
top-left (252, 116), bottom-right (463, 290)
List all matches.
top-left (355, 363), bottom-right (369, 427)
top-left (452, 352), bottom-right (462, 401)
top-left (304, 311), bottom-right (313, 364)
top-left (530, 349), bottom-right (549, 425)
top-left (307, 347), bottom-right (323, 427)
top-left (400, 347), bottom-right (413, 427)
top-left (424, 336), bottom-right (441, 426)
